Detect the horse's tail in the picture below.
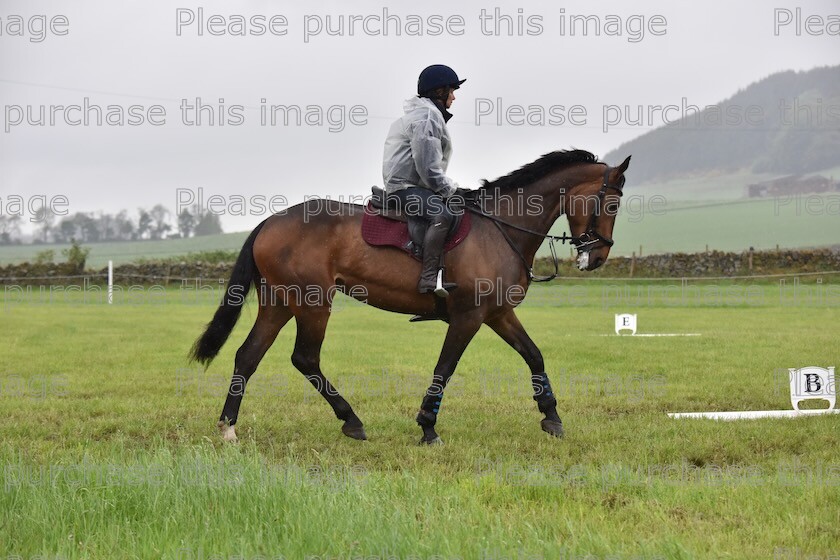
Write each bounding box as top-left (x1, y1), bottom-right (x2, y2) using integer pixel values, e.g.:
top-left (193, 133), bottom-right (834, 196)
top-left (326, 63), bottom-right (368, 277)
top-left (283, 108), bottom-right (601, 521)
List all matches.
top-left (189, 219), bottom-right (268, 366)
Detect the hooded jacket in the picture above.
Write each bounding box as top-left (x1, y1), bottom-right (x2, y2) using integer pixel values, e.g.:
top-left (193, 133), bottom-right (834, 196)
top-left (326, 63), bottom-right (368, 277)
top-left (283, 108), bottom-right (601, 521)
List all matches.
top-left (382, 96), bottom-right (457, 197)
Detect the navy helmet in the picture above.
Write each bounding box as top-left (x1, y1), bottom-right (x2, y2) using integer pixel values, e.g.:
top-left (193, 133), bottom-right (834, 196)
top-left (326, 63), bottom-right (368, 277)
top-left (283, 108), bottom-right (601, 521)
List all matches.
top-left (417, 65), bottom-right (466, 96)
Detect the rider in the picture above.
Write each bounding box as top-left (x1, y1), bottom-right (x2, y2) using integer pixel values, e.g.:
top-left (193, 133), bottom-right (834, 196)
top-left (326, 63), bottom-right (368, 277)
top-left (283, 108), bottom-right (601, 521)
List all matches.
top-left (382, 64), bottom-right (466, 298)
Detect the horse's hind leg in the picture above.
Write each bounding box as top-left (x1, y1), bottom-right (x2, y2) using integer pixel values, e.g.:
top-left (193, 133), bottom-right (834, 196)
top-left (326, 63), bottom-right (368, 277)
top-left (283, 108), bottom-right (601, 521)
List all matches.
top-left (218, 304), bottom-right (292, 441)
top-left (291, 308), bottom-right (366, 440)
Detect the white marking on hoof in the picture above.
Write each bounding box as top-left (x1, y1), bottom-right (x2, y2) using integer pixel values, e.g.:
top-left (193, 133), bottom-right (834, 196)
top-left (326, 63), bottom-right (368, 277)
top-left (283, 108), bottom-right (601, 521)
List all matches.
top-left (217, 421), bottom-right (238, 442)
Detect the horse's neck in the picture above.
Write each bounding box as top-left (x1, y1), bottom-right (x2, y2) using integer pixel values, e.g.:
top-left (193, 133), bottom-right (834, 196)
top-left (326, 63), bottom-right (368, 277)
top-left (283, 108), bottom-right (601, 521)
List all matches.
top-left (480, 178), bottom-right (566, 261)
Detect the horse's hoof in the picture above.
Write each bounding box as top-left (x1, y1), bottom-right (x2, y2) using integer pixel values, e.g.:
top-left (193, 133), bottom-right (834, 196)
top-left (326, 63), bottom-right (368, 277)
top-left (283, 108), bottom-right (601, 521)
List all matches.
top-left (342, 423), bottom-right (367, 441)
top-left (418, 436), bottom-right (444, 446)
top-left (540, 419), bottom-right (564, 438)
top-left (217, 421), bottom-right (238, 443)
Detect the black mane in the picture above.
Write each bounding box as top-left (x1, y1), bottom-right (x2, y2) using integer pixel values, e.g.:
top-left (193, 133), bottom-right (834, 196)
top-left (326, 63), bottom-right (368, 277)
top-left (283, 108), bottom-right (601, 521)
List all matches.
top-left (480, 149), bottom-right (598, 191)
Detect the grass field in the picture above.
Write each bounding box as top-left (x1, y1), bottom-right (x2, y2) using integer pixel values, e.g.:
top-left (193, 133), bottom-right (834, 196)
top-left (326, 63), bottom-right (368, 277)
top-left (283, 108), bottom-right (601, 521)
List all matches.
top-left (1, 280), bottom-right (839, 559)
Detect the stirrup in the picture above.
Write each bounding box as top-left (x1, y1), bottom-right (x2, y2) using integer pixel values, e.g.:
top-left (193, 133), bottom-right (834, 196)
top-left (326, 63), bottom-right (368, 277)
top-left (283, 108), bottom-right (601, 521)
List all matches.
top-left (418, 269), bottom-right (456, 297)
top-left (433, 269), bottom-right (456, 298)
top-left (420, 268), bottom-right (458, 299)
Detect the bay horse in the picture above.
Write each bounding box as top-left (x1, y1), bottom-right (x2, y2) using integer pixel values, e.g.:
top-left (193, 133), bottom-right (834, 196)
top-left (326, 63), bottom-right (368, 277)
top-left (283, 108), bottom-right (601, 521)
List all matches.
top-left (190, 149), bottom-right (631, 444)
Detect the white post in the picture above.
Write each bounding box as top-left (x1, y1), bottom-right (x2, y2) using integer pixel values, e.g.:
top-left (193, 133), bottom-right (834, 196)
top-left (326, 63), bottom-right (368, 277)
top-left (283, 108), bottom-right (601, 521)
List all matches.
top-left (108, 260), bottom-right (113, 305)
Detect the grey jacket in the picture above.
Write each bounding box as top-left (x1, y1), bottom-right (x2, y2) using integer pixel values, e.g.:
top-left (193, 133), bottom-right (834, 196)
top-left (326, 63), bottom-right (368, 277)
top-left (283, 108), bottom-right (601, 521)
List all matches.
top-left (382, 97), bottom-right (457, 197)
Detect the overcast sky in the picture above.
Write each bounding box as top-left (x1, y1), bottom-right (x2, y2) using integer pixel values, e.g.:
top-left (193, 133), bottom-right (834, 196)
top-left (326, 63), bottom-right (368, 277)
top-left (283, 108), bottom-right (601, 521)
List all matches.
top-left (1, 0), bottom-right (839, 233)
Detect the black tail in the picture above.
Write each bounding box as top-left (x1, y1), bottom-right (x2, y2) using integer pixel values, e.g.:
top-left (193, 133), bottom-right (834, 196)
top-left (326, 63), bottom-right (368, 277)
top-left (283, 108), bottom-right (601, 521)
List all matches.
top-left (189, 220), bottom-right (268, 365)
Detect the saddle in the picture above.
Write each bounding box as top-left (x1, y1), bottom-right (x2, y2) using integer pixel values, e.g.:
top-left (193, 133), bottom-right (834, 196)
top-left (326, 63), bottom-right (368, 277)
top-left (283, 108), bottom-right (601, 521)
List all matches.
top-left (362, 186), bottom-right (471, 260)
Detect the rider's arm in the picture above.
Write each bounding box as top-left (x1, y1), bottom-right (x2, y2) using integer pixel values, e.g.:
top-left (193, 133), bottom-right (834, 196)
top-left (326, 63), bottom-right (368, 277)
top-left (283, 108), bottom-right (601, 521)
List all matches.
top-left (409, 116), bottom-right (457, 198)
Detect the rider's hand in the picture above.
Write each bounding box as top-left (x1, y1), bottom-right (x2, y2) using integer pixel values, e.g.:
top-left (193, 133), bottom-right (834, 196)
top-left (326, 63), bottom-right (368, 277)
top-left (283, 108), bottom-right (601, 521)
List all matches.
top-left (440, 184), bottom-right (458, 199)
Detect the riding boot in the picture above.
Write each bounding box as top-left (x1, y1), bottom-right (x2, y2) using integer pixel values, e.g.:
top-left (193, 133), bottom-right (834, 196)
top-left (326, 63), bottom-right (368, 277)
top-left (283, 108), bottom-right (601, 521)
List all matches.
top-left (418, 221), bottom-right (457, 297)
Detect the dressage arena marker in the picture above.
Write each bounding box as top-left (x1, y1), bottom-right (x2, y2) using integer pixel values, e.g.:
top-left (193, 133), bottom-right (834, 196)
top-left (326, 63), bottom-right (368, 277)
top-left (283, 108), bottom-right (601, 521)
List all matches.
top-left (668, 366), bottom-right (838, 420)
top-left (609, 313), bottom-right (701, 337)
top-left (599, 333), bottom-right (702, 337)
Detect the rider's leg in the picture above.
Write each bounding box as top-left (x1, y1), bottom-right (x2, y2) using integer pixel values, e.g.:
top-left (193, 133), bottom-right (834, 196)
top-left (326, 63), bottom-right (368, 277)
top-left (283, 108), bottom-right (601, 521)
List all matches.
top-left (390, 188), bottom-right (457, 297)
top-left (418, 213), bottom-right (455, 296)
top-left (416, 191), bottom-right (456, 296)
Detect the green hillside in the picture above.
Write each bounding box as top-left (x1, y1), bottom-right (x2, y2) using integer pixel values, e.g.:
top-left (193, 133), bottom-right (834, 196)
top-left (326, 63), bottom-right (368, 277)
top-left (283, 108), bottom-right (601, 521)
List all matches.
top-left (0, 231), bottom-right (249, 269)
top-left (624, 165), bottom-right (840, 203)
top-left (603, 65), bottom-right (840, 185)
top-left (546, 193), bottom-right (840, 258)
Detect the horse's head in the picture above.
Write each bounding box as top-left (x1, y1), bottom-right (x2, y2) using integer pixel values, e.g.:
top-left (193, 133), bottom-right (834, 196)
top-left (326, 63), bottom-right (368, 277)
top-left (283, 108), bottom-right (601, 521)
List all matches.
top-left (565, 156), bottom-right (631, 271)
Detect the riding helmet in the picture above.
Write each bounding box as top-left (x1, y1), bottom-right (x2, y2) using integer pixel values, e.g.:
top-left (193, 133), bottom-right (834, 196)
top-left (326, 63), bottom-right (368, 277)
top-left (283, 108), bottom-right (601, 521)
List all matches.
top-left (417, 65), bottom-right (466, 96)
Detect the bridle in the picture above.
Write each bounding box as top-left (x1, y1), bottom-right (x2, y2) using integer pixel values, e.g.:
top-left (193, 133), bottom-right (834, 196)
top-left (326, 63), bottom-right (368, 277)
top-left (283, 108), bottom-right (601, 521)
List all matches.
top-left (465, 163), bottom-right (625, 282)
top-left (570, 164), bottom-right (625, 253)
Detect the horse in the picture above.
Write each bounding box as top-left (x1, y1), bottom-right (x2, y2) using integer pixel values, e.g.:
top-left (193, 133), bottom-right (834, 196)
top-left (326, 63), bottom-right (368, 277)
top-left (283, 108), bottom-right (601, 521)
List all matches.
top-left (189, 149), bottom-right (631, 444)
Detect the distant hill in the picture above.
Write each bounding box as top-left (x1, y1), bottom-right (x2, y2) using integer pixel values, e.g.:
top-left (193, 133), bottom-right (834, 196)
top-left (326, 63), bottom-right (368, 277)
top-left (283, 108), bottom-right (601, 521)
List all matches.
top-left (604, 65), bottom-right (840, 184)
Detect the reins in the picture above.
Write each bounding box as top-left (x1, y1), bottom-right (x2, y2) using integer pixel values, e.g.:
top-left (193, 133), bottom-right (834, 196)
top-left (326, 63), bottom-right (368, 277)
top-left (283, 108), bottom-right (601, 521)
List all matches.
top-left (465, 204), bottom-right (574, 282)
top-left (464, 164), bottom-right (624, 283)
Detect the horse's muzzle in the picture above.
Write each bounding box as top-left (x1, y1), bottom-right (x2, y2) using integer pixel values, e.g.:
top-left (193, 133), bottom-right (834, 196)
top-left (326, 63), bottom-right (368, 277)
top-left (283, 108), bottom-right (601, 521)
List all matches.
top-left (576, 250), bottom-right (606, 271)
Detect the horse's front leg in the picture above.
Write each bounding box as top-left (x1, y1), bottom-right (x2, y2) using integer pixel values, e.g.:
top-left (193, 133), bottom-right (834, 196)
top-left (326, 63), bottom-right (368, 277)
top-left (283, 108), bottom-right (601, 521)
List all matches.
top-left (416, 311), bottom-right (484, 445)
top-left (486, 309), bottom-right (564, 437)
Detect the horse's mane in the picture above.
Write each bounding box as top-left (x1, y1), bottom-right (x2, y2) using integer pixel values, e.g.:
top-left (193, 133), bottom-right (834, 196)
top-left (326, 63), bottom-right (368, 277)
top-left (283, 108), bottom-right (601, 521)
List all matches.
top-left (480, 149), bottom-right (598, 191)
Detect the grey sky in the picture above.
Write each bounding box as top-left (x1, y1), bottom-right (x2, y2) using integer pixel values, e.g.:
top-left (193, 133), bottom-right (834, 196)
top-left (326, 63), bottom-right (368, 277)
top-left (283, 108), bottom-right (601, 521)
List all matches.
top-left (1, 0), bottom-right (839, 233)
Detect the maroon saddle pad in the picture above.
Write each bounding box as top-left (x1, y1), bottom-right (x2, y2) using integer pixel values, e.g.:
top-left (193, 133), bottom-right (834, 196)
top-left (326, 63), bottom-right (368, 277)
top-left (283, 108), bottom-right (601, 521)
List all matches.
top-left (361, 203), bottom-right (472, 261)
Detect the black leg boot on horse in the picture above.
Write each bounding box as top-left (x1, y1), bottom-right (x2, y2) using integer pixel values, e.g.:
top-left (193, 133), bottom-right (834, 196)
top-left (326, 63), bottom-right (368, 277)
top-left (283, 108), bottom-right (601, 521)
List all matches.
top-left (418, 214), bottom-right (457, 298)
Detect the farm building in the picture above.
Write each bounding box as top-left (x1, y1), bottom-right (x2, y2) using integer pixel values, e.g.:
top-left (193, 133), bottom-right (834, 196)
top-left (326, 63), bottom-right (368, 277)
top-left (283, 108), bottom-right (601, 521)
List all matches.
top-left (747, 174), bottom-right (839, 197)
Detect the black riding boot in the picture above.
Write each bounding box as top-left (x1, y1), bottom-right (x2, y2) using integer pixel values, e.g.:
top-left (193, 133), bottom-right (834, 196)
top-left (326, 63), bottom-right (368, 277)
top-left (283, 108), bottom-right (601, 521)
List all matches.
top-left (418, 220), bottom-right (456, 297)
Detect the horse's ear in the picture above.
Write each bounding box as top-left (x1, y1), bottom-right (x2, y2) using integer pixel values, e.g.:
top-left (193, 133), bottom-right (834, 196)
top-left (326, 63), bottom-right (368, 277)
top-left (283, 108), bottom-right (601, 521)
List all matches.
top-left (617, 155), bottom-right (631, 175)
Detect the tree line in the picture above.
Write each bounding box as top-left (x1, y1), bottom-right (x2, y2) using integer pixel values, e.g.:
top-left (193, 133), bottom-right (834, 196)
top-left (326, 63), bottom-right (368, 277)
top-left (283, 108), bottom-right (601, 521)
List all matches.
top-left (0, 204), bottom-right (223, 245)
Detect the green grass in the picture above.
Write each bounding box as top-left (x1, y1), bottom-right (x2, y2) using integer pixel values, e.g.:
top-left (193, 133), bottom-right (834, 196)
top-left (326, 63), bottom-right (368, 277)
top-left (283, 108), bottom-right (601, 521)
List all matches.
top-left (1, 281), bottom-right (839, 558)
